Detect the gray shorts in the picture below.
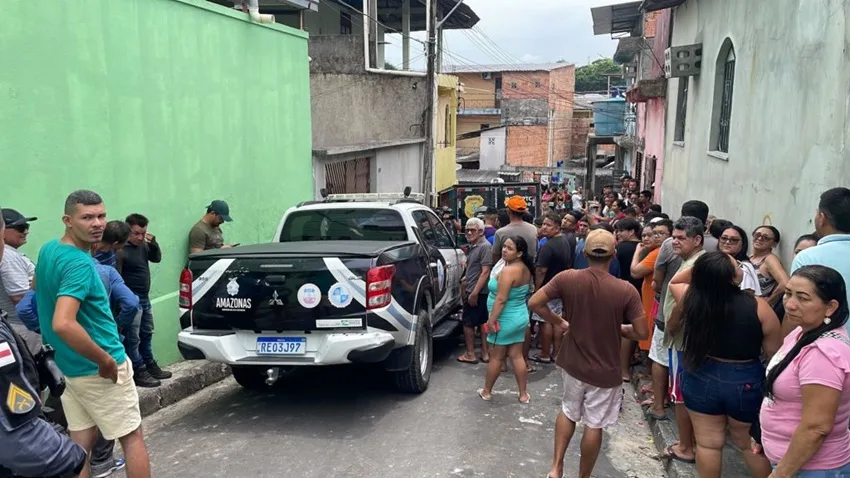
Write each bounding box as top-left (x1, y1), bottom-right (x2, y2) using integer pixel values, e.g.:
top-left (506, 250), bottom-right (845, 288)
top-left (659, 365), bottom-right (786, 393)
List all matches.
top-left (531, 299), bottom-right (563, 323)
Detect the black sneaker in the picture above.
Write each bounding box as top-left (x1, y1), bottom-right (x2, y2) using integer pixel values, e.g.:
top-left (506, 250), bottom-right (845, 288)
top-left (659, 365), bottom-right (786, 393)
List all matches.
top-left (146, 361), bottom-right (173, 380)
top-left (134, 368), bottom-right (161, 388)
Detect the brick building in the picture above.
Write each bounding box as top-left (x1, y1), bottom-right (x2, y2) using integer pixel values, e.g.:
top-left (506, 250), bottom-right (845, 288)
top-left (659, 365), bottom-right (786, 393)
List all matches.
top-left (446, 63), bottom-right (576, 169)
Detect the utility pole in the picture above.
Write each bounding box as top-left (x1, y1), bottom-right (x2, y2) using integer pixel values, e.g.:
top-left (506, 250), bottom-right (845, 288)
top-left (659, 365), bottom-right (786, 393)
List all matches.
top-left (422, 0), bottom-right (438, 205)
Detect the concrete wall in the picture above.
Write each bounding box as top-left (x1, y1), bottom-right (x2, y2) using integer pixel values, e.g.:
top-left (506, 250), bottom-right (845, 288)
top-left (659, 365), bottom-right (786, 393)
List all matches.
top-left (310, 34), bottom-right (427, 149)
top-left (480, 127), bottom-right (507, 171)
top-left (661, 0), bottom-right (850, 262)
top-left (375, 144), bottom-right (423, 193)
top-left (502, 99), bottom-right (549, 125)
top-left (0, 0), bottom-right (314, 364)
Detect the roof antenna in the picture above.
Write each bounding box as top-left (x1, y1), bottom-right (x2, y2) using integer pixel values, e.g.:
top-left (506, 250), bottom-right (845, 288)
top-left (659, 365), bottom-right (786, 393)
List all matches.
top-left (403, 186), bottom-right (412, 198)
top-left (320, 188), bottom-right (329, 200)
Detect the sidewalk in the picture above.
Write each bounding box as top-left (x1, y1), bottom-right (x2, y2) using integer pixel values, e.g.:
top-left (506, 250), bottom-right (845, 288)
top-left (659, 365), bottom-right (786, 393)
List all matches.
top-left (138, 360), bottom-right (231, 417)
top-left (630, 364), bottom-right (751, 478)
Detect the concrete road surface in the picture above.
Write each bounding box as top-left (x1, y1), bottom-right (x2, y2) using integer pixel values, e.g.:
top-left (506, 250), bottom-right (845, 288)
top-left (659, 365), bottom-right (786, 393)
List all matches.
top-left (142, 342), bottom-right (664, 477)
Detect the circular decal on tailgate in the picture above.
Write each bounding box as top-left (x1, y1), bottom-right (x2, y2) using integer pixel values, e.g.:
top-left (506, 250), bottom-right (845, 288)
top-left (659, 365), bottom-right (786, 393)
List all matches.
top-left (297, 283), bottom-right (321, 309)
top-left (328, 282), bottom-right (353, 308)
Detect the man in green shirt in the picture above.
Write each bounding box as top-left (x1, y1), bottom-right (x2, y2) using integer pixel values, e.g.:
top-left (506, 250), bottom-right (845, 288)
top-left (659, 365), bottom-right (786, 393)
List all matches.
top-left (660, 216), bottom-right (706, 464)
top-left (188, 199), bottom-right (235, 254)
top-left (35, 189), bottom-right (150, 477)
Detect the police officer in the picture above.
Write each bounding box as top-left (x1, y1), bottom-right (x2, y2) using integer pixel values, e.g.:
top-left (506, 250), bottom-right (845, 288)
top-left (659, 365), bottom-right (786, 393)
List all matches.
top-left (0, 213), bottom-right (86, 478)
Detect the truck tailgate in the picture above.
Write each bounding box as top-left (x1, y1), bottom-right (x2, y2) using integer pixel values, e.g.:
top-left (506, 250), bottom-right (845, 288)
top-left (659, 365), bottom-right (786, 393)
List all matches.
top-left (189, 254), bottom-right (373, 332)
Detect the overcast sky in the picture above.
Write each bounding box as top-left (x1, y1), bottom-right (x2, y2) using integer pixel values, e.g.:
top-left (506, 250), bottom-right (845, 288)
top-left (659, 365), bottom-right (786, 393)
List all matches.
top-left (384, 0), bottom-right (635, 69)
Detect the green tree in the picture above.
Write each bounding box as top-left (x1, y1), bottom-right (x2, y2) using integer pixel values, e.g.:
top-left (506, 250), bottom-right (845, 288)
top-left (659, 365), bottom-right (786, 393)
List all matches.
top-left (575, 58), bottom-right (625, 93)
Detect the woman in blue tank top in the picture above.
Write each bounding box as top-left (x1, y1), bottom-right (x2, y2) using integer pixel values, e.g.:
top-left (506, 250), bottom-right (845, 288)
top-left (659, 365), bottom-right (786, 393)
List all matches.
top-left (478, 236), bottom-right (534, 404)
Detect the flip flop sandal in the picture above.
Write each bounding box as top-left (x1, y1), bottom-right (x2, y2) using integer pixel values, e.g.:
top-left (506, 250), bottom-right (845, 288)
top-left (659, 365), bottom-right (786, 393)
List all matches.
top-left (457, 356), bottom-right (479, 364)
top-left (660, 445), bottom-right (695, 463)
top-left (530, 354), bottom-right (553, 364)
top-left (477, 389), bottom-right (492, 401)
top-left (645, 409), bottom-right (669, 421)
top-left (519, 393), bottom-right (531, 404)
top-left (639, 397), bottom-right (655, 407)
top-left (480, 356), bottom-right (490, 363)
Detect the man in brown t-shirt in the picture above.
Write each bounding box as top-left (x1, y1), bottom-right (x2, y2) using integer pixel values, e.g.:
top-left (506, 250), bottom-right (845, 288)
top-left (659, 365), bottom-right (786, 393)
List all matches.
top-left (529, 229), bottom-right (647, 478)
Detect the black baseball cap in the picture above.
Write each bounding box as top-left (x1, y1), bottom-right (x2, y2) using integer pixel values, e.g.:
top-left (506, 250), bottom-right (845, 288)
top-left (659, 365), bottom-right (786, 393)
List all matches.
top-left (206, 200), bottom-right (233, 222)
top-left (2, 209), bottom-right (37, 228)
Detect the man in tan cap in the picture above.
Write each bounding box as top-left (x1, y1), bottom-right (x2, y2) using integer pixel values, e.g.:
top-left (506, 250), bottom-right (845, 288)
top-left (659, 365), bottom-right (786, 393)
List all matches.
top-left (491, 195), bottom-right (539, 265)
top-left (529, 229), bottom-right (647, 478)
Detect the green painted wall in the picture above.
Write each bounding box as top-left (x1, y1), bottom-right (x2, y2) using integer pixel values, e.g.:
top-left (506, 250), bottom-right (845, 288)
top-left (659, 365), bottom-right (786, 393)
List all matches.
top-left (0, 0), bottom-right (313, 364)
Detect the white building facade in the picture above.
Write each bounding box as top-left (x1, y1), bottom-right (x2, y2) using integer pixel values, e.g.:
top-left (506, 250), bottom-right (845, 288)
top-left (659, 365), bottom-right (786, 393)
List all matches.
top-left (658, 0), bottom-right (850, 261)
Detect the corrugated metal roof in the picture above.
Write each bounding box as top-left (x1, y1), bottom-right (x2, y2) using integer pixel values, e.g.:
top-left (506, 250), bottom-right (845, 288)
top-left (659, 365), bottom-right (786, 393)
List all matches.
top-left (444, 63), bottom-right (573, 74)
top-left (590, 1), bottom-right (643, 35)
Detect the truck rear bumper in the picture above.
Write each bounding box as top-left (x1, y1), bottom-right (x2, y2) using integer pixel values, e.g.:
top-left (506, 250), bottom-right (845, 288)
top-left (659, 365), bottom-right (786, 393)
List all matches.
top-left (177, 327), bottom-right (396, 366)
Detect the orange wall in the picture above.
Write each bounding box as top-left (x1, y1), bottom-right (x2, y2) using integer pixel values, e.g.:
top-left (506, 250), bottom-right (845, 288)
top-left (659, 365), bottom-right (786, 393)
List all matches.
top-left (457, 115), bottom-right (500, 152)
top-left (456, 73), bottom-right (497, 109)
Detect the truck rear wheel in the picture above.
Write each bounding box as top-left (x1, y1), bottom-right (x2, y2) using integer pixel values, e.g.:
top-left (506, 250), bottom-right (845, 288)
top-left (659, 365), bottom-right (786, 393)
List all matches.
top-left (231, 366), bottom-right (269, 390)
top-left (393, 309), bottom-right (433, 393)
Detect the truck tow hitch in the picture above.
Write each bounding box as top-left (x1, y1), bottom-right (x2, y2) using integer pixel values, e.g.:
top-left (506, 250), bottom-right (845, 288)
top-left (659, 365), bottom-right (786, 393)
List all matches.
top-left (265, 367), bottom-right (280, 386)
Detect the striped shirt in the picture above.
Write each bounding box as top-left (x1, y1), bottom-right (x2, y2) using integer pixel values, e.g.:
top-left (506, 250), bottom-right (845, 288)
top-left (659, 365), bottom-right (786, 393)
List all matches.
top-left (0, 245), bottom-right (35, 326)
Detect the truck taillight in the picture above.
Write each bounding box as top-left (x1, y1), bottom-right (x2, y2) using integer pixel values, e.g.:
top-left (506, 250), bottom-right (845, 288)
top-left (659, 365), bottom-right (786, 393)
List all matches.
top-left (179, 268), bottom-right (193, 309)
top-left (366, 265), bottom-right (396, 310)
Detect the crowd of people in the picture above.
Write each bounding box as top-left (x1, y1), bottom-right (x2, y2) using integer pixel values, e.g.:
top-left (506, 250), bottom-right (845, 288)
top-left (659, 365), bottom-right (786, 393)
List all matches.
top-left (460, 177), bottom-right (850, 478)
top-left (0, 191), bottom-right (236, 478)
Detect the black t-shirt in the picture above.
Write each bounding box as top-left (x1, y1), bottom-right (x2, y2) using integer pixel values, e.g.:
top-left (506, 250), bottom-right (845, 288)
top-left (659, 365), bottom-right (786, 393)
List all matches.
top-left (536, 235), bottom-right (573, 286)
top-left (616, 241), bottom-right (642, 292)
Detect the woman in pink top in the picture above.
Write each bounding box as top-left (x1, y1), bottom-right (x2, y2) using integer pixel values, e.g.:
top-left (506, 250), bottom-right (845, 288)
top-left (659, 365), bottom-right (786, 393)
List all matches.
top-left (760, 265), bottom-right (850, 477)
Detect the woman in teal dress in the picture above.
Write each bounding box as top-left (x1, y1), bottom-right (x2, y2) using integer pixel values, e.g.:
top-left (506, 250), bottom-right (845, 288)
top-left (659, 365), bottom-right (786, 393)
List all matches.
top-left (478, 236), bottom-right (534, 404)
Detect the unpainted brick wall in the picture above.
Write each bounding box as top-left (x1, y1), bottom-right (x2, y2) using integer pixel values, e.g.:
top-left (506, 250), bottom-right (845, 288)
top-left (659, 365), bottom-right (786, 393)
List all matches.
top-left (506, 125), bottom-right (549, 167)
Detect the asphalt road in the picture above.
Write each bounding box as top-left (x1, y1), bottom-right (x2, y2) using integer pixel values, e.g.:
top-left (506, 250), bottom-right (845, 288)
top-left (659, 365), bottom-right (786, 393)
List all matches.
top-left (142, 341), bottom-right (664, 477)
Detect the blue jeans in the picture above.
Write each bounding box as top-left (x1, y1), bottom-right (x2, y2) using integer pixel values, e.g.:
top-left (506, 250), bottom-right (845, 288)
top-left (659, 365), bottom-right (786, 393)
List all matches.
top-left (681, 358), bottom-right (764, 423)
top-left (772, 462), bottom-right (850, 477)
top-left (138, 294), bottom-right (155, 365)
top-left (123, 309), bottom-right (144, 369)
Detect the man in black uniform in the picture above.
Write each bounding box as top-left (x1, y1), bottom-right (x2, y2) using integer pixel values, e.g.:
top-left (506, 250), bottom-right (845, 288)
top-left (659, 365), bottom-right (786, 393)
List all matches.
top-left (0, 210), bottom-right (86, 478)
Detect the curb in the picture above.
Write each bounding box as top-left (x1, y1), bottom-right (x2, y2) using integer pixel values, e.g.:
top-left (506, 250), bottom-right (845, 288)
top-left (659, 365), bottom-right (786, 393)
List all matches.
top-left (630, 365), bottom-right (696, 478)
top-left (138, 360), bottom-right (231, 418)
top-left (630, 364), bottom-right (752, 478)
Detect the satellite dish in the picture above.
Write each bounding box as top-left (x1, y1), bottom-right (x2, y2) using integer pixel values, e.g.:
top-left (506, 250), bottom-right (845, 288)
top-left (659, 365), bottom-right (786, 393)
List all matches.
top-left (490, 178), bottom-right (505, 184)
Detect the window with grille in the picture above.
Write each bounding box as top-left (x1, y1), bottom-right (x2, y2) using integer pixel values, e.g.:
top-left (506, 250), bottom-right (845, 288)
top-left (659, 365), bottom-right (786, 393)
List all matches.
top-left (340, 12), bottom-right (352, 34)
top-left (674, 77), bottom-right (688, 142)
top-left (716, 47), bottom-right (735, 153)
top-left (709, 39), bottom-right (736, 155)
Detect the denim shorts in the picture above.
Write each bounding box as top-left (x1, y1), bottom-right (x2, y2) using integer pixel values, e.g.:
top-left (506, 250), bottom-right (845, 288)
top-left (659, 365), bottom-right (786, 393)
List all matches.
top-left (681, 358), bottom-right (764, 423)
top-left (772, 461), bottom-right (850, 477)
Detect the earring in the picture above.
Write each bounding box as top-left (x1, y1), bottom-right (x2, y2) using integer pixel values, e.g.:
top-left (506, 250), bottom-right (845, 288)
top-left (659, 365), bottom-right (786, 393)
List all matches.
top-left (825, 317), bottom-right (832, 325)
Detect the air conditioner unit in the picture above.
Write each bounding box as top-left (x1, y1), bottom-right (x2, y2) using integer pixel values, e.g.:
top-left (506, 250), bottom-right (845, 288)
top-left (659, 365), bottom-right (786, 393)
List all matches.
top-left (665, 44), bottom-right (702, 78)
top-left (481, 72), bottom-right (492, 80)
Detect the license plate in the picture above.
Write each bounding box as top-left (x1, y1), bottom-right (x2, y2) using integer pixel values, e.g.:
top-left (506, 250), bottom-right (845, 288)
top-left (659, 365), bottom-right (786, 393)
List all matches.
top-left (256, 337), bottom-right (306, 355)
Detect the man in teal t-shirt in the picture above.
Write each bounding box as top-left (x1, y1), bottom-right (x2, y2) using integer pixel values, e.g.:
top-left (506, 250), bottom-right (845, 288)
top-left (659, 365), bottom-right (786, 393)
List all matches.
top-left (35, 241), bottom-right (126, 377)
top-left (34, 189), bottom-right (150, 476)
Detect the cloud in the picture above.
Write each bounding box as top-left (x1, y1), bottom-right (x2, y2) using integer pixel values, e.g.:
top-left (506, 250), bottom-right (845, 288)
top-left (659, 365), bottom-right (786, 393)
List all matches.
top-left (440, 0), bottom-right (633, 68)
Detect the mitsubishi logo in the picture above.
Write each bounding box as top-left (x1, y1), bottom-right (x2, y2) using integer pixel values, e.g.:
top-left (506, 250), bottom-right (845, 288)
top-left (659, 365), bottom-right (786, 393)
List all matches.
top-left (269, 290), bottom-right (284, 306)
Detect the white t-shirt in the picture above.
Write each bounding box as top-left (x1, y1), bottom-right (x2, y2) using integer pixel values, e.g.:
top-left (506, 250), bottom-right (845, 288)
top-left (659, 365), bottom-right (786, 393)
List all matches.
top-left (0, 245), bottom-right (35, 325)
